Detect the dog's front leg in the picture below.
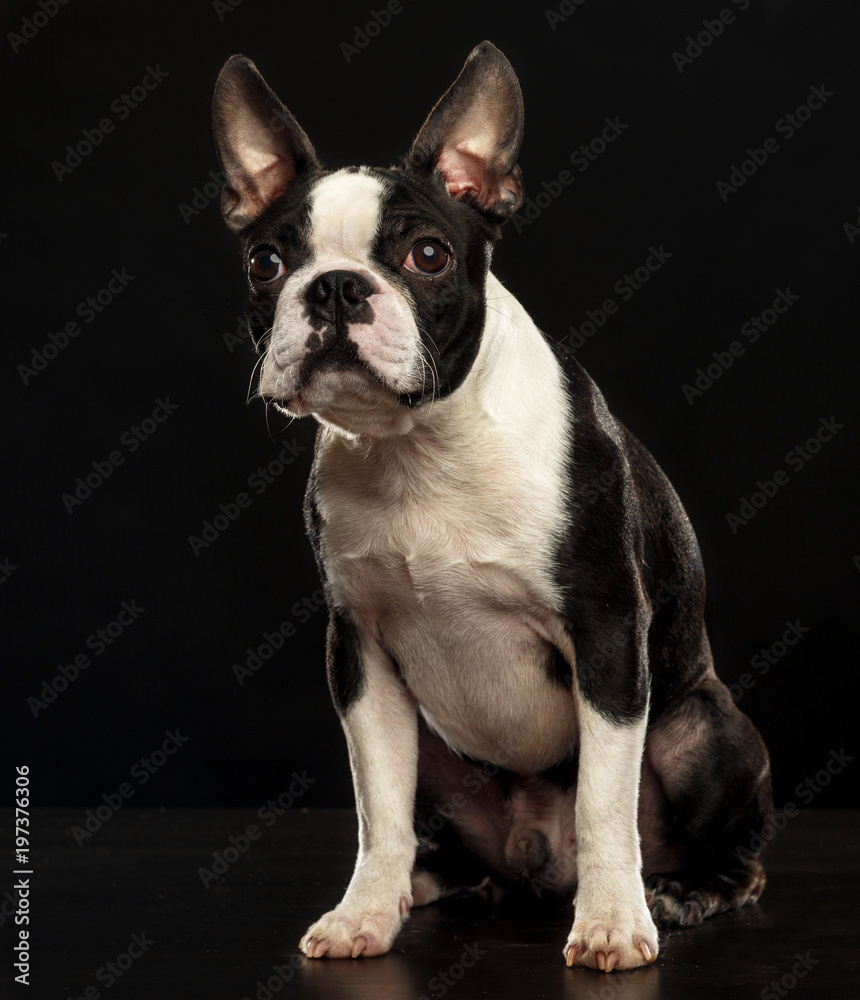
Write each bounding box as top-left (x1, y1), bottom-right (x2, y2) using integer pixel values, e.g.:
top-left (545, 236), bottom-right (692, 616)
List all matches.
top-left (300, 613), bottom-right (418, 959)
top-left (563, 615), bottom-right (660, 972)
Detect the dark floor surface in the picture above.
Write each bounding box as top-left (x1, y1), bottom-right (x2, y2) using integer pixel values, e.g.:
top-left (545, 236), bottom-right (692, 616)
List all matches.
top-left (1, 808), bottom-right (858, 999)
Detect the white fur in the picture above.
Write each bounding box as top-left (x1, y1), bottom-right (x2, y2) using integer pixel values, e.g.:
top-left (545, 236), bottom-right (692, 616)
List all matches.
top-left (300, 632), bottom-right (418, 958)
top-left (564, 696), bottom-right (659, 969)
top-left (260, 169), bottom-right (424, 413)
top-left (314, 271), bottom-right (576, 773)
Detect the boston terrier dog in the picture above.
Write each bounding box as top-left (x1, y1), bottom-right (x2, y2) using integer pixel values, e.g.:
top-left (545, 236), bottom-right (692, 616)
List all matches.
top-left (212, 41), bottom-right (773, 971)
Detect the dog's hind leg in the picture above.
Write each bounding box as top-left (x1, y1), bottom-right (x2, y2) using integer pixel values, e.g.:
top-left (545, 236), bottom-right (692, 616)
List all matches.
top-left (644, 672), bottom-right (773, 929)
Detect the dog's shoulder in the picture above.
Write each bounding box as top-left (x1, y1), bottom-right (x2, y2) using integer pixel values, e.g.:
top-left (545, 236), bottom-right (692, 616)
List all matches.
top-left (541, 333), bottom-right (706, 640)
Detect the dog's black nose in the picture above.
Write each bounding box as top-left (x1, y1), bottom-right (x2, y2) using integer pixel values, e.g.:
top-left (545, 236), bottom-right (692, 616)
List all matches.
top-left (306, 270), bottom-right (372, 307)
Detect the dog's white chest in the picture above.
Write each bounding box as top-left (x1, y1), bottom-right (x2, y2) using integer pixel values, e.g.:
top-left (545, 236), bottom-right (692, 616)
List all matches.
top-left (315, 414), bottom-right (578, 773)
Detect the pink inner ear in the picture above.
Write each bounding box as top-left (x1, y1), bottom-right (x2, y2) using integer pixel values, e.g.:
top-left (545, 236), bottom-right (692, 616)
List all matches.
top-left (255, 157), bottom-right (290, 204)
top-left (436, 148), bottom-right (485, 201)
top-left (239, 153), bottom-right (291, 213)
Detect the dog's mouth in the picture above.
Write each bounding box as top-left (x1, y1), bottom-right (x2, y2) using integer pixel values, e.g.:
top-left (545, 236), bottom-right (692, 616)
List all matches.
top-left (278, 365), bottom-right (416, 436)
top-left (296, 364), bottom-right (378, 401)
top-left (261, 336), bottom-right (378, 399)
top-left (294, 346), bottom-right (382, 396)
top-left (267, 352), bottom-right (393, 420)
top-left (259, 326), bottom-right (424, 436)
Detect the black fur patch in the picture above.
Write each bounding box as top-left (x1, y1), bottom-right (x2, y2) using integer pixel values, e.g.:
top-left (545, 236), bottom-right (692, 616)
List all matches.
top-left (546, 340), bottom-right (717, 725)
top-left (234, 172), bottom-right (319, 352)
top-left (325, 608), bottom-right (364, 715)
top-left (304, 443), bottom-right (365, 716)
top-left (546, 345), bottom-right (651, 722)
top-left (366, 166), bottom-right (499, 406)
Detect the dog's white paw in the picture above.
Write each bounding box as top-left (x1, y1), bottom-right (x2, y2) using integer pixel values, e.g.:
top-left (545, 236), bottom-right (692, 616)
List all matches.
top-left (563, 901), bottom-right (659, 971)
top-left (299, 895), bottom-right (410, 959)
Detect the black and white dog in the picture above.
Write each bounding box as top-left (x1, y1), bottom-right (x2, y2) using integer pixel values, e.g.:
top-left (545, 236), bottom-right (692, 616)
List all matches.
top-left (213, 41), bottom-right (773, 972)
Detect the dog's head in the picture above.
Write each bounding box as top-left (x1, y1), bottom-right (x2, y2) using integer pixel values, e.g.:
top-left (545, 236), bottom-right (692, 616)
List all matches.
top-left (212, 41), bottom-right (524, 436)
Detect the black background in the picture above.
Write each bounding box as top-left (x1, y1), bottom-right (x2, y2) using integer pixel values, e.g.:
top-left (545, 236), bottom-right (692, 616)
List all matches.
top-left (3, 0), bottom-right (858, 813)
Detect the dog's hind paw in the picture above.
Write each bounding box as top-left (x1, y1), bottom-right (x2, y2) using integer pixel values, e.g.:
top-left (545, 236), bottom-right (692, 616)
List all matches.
top-left (644, 863), bottom-right (766, 929)
top-left (645, 876), bottom-right (708, 929)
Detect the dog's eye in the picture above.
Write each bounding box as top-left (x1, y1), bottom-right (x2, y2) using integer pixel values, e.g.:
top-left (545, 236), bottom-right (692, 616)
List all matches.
top-left (404, 240), bottom-right (451, 275)
top-left (249, 246), bottom-right (286, 283)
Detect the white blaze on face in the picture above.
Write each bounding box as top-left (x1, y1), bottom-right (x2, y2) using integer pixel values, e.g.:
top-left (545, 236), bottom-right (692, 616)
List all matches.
top-left (260, 168), bottom-right (425, 428)
top-left (309, 169), bottom-right (384, 260)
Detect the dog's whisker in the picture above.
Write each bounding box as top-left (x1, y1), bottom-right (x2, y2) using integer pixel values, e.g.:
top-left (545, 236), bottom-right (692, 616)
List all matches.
top-left (246, 349), bottom-right (268, 406)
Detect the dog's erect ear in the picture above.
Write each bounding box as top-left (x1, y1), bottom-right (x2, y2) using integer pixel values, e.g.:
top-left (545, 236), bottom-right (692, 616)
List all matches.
top-left (212, 55), bottom-right (320, 233)
top-left (405, 41), bottom-right (524, 223)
